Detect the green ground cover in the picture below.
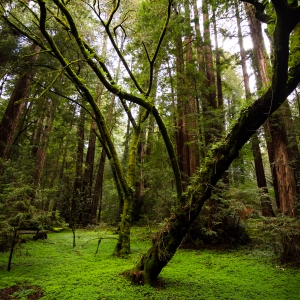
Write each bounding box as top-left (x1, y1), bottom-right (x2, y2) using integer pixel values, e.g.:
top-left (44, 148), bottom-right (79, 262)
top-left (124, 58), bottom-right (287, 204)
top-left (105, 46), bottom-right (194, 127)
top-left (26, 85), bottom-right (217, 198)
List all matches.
top-left (0, 227), bottom-right (299, 300)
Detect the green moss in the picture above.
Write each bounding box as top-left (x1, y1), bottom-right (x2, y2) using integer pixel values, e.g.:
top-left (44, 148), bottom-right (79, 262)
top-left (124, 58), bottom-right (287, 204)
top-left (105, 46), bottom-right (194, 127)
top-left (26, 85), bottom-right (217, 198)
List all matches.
top-left (0, 227), bottom-right (299, 299)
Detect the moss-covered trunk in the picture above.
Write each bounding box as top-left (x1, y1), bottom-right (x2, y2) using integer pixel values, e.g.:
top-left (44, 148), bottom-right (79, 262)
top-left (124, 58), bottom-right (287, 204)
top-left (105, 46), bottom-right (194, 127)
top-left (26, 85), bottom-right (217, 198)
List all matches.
top-left (113, 192), bottom-right (133, 255)
top-left (114, 118), bottom-right (142, 255)
top-left (127, 55), bottom-right (300, 283)
top-left (127, 6), bottom-right (298, 282)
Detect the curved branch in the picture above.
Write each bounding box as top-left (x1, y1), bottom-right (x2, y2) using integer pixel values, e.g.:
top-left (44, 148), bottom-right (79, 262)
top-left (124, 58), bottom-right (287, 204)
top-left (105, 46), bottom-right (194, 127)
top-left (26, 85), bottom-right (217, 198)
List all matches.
top-left (104, 21), bottom-right (146, 94)
top-left (87, 0), bottom-right (145, 94)
top-left (239, 0), bottom-right (270, 23)
top-left (106, 0), bottom-right (121, 27)
top-left (146, 0), bottom-right (172, 96)
top-left (46, 7), bottom-right (116, 86)
top-left (38, 0), bottom-right (132, 199)
top-left (119, 97), bottom-right (138, 130)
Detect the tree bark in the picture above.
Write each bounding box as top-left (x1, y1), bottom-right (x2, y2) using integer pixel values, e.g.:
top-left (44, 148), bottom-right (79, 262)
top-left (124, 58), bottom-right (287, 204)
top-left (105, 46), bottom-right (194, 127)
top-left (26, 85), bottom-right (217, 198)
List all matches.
top-left (174, 7), bottom-right (189, 189)
top-left (174, 3), bottom-right (199, 190)
top-left (236, 0), bottom-right (275, 217)
top-left (81, 118), bottom-right (97, 225)
top-left (0, 43), bottom-right (40, 172)
top-left (245, 2), bottom-right (298, 216)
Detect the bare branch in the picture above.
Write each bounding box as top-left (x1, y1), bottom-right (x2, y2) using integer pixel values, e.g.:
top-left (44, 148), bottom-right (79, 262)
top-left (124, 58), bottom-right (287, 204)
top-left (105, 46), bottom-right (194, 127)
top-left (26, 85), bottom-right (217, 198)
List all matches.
top-left (146, 0), bottom-right (172, 96)
top-left (142, 42), bottom-right (151, 64)
top-left (119, 97), bottom-right (138, 131)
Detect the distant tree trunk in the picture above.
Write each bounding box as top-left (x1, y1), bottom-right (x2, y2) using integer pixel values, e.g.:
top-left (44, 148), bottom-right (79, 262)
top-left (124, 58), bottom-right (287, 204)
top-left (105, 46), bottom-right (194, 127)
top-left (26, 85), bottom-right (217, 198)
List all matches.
top-left (202, 0), bottom-right (217, 147)
top-left (184, 0), bottom-right (199, 176)
top-left (192, 0), bottom-right (206, 157)
top-left (250, 134), bottom-right (275, 216)
top-left (52, 139), bottom-right (68, 214)
top-left (193, 0), bottom-right (205, 77)
top-left (212, 9), bottom-right (224, 112)
top-left (92, 147), bottom-right (106, 223)
top-left (174, 8), bottom-right (189, 190)
top-left (0, 44), bottom-right (40, 172)
top-left (84, 120), bottom-right (97, 197)
top-left (245, 2), bottom-right (298, 216)
top-left (31, 103), bottom-right (46, 156)
top-left (236, 0), bottom-right (275, 216)
top-left (91, 92), bottom-right (116, 223)
top-left (174, 3), bottom-right (199, 191)
top-left (212, 8), bottom-right (228, 184)
top-left (280, 101), bottom-right (300, 201)
top-left (49, 142), bottom-right (63, 189)
top-left (44, 141), bottom-right (63, 211)
top-left (32, 99), bottom-right (56, 205)
top-left (133, 129), bottom-right (146, 222)
top-left (52, 104), bottom-right (76, 216)
top-left (82, 34), bottom-right (109, 225)
top-left (70, 105), bottom-right (85, 227)
top-left (81, 118), bottom-right (97, 225)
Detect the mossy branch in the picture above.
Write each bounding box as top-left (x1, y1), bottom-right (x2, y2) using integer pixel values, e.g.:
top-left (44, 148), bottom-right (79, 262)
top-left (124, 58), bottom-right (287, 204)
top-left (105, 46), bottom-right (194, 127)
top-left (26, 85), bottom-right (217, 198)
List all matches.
top-left (37, 0), bottom-right (131, 199)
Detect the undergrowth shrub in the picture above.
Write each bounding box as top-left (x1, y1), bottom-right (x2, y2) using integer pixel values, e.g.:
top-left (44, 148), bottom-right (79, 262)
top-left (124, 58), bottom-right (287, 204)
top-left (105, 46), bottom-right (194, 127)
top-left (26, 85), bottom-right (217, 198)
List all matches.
top-left (0, 179), bottom-right (65, 252)
top-left (181, 183), bottom-right (260, 248)
top-left (259, 216), bottom-right (300, 266)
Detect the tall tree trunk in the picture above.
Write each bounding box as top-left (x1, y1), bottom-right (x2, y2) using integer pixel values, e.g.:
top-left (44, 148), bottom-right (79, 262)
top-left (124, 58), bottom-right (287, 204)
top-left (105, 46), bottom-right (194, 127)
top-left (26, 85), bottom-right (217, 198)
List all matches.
top-left (184, 0), bottom-right (199, 176)
top-left (236, 0), bottom-right (275, 216)
top-left (245, 3), bottom-right (298, 216)
top-left (202, 0), bottom-right (217, 147)
top-left (92, 147), bottom-right (106, 223)
top-left (250, 134), bottom-right (275, 216)
top-left (133, 129), bottom-right (146, 222)
top-left (174, 7), bottom-right (189, 189)
top-left (212, 9), bottom-right (224, 112)
top-left (52, 104), bottom-right (76, 216)
top-left (212, 8), bottom-right (229, 184)
top-left (31, 102), bottom-right (46, 156)
top-left (31, 99), bottom-right (55, 205)
top-left (0, 43), bottom-right (40, 172)
top-left (91, 92), bottom-right (116, 223)
top-left (174, 3), bottom-right (199, 190)
top-left (192, 0), bottom-right (206, 158)
top-left (70, 105), bottom-right (85, 227)
top-left (80, 118), bottom-right (97, 225)
top-left (52, 139), bottom-right (68, 214)
top-left (82, 33), bottom-right (109, 224)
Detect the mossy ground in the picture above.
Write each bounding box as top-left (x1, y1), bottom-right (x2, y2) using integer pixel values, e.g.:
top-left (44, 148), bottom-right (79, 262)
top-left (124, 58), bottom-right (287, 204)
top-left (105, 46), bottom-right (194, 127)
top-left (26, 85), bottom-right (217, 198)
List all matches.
top-left (0, 227), bottom-right (299, 299)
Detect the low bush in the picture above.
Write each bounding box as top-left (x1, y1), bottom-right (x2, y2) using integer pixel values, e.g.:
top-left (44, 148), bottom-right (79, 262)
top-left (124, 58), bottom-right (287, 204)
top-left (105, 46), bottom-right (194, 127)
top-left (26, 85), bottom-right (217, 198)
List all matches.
top-left (259, 216), bottom-right (300, 266)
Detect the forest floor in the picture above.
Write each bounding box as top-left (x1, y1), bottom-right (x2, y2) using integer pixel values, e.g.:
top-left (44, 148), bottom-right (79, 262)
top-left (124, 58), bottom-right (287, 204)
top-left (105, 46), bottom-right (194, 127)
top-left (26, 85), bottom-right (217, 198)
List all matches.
top-left (0, 226), bottom-right (299, 300)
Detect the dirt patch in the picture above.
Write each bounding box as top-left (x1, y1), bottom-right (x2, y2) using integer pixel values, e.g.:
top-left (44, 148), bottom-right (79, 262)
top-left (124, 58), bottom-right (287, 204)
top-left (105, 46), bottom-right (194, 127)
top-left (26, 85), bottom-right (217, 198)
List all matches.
top-left (0, 285), bottom-right (44, 300)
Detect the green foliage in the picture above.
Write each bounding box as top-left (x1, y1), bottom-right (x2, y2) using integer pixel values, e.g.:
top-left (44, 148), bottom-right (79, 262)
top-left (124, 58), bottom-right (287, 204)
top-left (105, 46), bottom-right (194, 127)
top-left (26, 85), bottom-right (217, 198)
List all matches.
top-left (256, 216), bottom-right (300, 266)
top-left (0, 227), bottom-right (299, 299)
top-left (185, 181), bottom-right (256, 248)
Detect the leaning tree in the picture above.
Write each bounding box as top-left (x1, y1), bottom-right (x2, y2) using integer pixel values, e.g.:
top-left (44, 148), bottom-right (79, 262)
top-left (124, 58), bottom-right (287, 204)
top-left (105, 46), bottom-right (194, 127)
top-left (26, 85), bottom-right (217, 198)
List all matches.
top-left (1, 0), bottom-right (300, 284)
